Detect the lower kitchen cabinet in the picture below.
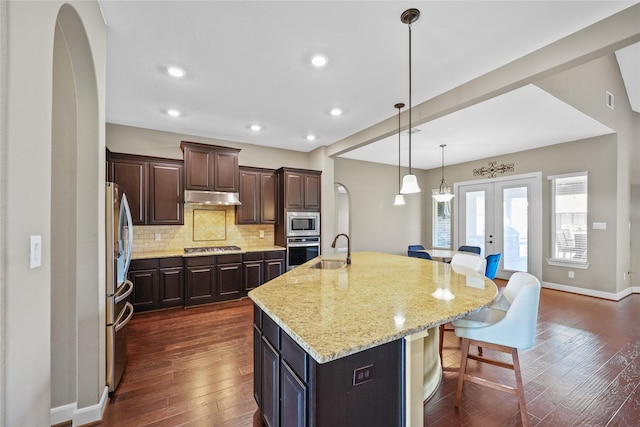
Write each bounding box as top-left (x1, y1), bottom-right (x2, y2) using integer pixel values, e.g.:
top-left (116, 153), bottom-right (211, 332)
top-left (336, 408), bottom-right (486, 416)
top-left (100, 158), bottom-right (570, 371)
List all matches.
top-left (216, 254), bottom-right (243, 301)
top-left (185, 256), bottom-right (216, 306)
top-left (254, 306), bottom-right (403, 427)
top-left (129, 257), bottom-right (184, 312)
top-left (244, 250), bottom-right (286, 293)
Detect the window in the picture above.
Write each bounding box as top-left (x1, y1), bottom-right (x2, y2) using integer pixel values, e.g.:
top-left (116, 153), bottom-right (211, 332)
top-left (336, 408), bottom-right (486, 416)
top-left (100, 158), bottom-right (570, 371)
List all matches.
top-left (432, 198), bottom-right (451, 248)
top-left (548, 172), bottom-right (588, 267)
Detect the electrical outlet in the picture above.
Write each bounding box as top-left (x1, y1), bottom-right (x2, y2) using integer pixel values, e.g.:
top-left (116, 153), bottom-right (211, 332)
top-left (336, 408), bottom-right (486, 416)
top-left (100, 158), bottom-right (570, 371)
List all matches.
top-left (259, 230), bottom-right (265, 238)
top-left (154, 233), bottom-right (161, 241)
top-left (353, 365), bottom-right (374, 386)
top-left (568, 271), bottom-right (574, 279)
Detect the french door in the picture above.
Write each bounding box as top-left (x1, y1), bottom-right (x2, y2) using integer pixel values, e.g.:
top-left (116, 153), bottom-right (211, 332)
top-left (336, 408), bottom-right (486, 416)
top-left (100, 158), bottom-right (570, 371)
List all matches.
top-left (455, 173), bottom-right (542, 280)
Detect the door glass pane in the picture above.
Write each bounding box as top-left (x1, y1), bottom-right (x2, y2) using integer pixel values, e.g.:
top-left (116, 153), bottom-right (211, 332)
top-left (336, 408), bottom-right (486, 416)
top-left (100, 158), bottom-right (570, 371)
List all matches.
top-left (465, 191), bottom-right (485, 255)
top-left (503, 186), bottom-right (528, 271)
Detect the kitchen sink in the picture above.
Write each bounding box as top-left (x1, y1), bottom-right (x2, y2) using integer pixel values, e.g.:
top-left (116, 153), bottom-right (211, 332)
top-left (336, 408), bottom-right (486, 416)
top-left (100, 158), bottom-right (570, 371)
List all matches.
top-left (309, 260), bottom-right (347, 270)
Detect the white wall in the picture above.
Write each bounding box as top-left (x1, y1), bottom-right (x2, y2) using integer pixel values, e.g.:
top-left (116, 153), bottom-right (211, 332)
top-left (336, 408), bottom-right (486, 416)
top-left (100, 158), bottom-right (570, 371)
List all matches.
top-left (1, 1), bottom-right (106, 426)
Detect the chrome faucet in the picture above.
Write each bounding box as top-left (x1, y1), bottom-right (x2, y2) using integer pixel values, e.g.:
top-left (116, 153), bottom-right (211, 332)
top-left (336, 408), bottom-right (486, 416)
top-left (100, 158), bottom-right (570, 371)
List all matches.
top-left (331, 233), bottom-right (351, 265)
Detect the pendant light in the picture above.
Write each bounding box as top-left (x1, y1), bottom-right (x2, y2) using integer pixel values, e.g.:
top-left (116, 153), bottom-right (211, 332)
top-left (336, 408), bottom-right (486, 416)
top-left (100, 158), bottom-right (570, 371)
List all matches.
top-left (400, 8), bottom-right (421, 194)
top-left (394, 103), bottom-right (406, 205)
top-left (432, 144), bottom-right (455, 202)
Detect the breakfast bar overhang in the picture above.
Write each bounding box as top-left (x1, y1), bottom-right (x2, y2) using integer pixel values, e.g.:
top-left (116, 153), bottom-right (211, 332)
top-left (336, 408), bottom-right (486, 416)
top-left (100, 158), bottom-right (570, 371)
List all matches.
top-left (249, 252), bottom-right (498, 427)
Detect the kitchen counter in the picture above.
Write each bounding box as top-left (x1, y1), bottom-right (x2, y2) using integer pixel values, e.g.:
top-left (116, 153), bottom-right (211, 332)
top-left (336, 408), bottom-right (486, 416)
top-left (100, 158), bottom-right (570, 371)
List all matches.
top-left (248, 251), bottom-right (498, 427)
top-left (131, 245), bottom-right (285, 260)
top-left (248, 251), bottom-right (497, 363)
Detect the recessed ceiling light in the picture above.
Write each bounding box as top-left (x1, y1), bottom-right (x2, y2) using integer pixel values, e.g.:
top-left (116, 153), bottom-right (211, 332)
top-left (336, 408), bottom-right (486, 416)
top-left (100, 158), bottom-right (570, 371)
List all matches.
top-left (330, 108), bottom-right (343, 116)
top-left (306, 134), bottom-right (317, 141)
top-left (250, 124), bottom-right (262, 131)
top-left (167, 109), bottom-right (182, 117)
top-left (167, 66), bottom-right (185, 78)
top-left (311, 55), bottom-right (328, 67)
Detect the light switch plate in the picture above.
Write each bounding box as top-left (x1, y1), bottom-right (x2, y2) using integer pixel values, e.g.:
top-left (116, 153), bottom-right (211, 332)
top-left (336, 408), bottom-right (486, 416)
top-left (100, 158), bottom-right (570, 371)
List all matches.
top-left (30, 235), bottom-right (42, 269)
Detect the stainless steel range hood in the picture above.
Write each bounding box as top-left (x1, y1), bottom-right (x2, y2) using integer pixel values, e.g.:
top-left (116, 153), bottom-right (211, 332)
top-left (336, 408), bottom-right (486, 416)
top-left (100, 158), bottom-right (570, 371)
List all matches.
top-left (184, 190), bottom-right (241, 206)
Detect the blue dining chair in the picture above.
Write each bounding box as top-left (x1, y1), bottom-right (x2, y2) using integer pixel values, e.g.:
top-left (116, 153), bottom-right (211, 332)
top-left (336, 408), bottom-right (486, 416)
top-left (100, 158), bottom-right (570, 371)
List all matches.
top-left (407, 245), bottom-right (432, 260)
top-left (458, 245), bottom-right (481, 255)
top-left (485, 253), bottom-right (502, 280)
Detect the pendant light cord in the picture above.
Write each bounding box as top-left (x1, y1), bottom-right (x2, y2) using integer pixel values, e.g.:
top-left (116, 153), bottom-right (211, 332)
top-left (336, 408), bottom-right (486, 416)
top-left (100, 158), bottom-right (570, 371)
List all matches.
top-left (408, 21), bottom-right (413, 175)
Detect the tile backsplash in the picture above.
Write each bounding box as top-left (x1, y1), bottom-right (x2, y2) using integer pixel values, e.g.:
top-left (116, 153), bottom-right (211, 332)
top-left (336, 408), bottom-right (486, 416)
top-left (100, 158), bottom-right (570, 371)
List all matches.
top-left (132, 205), bottom-right (275, 254)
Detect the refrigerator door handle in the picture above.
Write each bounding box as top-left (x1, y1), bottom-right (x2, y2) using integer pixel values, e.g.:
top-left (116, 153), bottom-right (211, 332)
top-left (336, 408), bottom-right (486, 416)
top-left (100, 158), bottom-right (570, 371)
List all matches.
top-left (120, 193), bottom-right (134, 277)
top-left (115, 302), bottom-right (134, 333)
top-left (114, 280), bottom-right (134, 304)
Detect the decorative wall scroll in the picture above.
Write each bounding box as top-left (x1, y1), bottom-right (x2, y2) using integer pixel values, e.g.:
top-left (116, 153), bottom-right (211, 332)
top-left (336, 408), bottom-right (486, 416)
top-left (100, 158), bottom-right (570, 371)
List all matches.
top-left (473, 161), bottom-right (514, 178)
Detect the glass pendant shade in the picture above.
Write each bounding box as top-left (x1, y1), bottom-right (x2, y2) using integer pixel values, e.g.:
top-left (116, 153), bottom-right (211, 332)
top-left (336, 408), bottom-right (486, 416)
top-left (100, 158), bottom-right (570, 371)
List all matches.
top-left (432, 188), bottom-right (454, 202)
top-left (394, 194), bottom-right (406, 205)
top-left (400, 174), bottom-right (421, 194)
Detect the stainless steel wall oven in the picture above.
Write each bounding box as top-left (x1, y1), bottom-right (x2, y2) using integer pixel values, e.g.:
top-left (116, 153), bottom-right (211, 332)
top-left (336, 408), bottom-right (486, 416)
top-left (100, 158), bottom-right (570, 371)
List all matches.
top-left (286, 236), bottom-right (320, 270)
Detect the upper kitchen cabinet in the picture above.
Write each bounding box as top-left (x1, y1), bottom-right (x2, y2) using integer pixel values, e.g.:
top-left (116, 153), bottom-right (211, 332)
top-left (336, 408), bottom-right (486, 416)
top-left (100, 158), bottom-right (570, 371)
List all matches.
top-left (108, 151), bottom-right (184, 225)
top-left (237, 167), bottom-right (277, 224)
top-left (276, 167), bottom-right (321, 211)
top-left (181, 141), bottom-right (240, 192)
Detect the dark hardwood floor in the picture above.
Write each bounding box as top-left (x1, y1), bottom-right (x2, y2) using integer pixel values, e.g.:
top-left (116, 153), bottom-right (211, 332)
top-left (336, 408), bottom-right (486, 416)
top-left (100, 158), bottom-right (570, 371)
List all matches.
top-left (96, 283), bottom-right (640, 427)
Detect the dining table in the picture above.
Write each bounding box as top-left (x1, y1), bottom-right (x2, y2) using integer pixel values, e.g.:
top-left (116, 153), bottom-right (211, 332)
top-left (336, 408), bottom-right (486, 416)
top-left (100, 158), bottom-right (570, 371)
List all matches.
top-left (421, 248), bottom-right (481, 263)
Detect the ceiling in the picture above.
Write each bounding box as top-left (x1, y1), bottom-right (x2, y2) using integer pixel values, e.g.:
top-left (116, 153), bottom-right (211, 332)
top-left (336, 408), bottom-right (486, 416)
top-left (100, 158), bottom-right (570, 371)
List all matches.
top-left (99, 1), bottom-right (638, 170)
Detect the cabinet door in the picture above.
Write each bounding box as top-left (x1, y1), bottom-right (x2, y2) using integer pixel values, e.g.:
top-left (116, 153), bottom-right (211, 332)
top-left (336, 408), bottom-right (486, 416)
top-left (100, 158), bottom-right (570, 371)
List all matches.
top-left (303, 173), bottom-right (321, 211)
top-left (261, 337), bottom-right (280, 427)
top-left (264, 259), bottom-right (285, 282)
top-left (184, 146), bottom-right (213, 191)
top-left (185, 266), bottom-right (216, 306)
top-left (281, 361), bottom-right (308, 427)
top-left (216, 262), bottom-right (243, 301)
top-left (260, 172), bottom-right (277, 223)
top-left (244, 261), bottom-right (264, 293)
top-left (159, 267), bottom-right (184, 308)
top-left (213, 151), bottom-right (238, 192)
top-left (149, 162), bottom-right (183, 225)
top-left (237, 170), bottom-right (259, 224)
top-left (129, 269), bottom-right (158, 311)
top-left (284, 172), bottom-right (304, 210)
top-left (110, 159), bottom-right (146, 224)
top-left (253, 325), bottom-right (263, 407)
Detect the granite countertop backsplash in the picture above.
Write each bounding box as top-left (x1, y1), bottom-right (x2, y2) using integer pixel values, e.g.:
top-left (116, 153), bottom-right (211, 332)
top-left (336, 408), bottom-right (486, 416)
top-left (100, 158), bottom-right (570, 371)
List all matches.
top-left (132, 245), bottom-right (285, 260)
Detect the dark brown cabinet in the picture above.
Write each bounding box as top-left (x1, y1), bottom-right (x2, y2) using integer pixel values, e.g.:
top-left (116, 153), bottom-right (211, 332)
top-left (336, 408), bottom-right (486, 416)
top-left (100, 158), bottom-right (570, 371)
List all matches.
top-left (237, 167), bottom-right (277, 224)
top-left (108, 152), bottom-right (183, 225)
top-left (181, 141), bottom-right (240, 192)
top-left (243, 250), bottom-right (285, 294)
top-left (128, 257), bottom-right (184, 312)
top-left (254, 306), bottom-right (404, 427)
top-left (215, 254), bottom-right (243, 301)
top-left (277, 168), bottom-right (321, 212)
top-left (185, 256), bottom-right (216, 306)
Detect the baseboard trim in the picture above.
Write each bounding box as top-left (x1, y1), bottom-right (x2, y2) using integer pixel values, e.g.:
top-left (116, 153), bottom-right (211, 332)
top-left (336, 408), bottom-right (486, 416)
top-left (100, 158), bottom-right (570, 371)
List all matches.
top-left (51, 387), bottom-right (108, 427)
top-left (51, 402), bottom-right (76, 426)
top-left (542, 281), bottom-right (637, 301)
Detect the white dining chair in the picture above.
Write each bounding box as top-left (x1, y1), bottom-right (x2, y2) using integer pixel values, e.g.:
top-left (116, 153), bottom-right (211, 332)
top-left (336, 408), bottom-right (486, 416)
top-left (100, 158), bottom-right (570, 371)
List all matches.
top-left (450, 252), bottom-right (486, 274)
top-left (439, 253), bottom-right (487, 365)
top-left (451, 272), bottom-right (541, 427)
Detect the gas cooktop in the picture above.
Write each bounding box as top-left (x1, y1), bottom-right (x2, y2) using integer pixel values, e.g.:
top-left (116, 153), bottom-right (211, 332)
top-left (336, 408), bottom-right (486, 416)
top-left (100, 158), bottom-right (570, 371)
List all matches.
top-left (183, 246), bottom-right (242, 254)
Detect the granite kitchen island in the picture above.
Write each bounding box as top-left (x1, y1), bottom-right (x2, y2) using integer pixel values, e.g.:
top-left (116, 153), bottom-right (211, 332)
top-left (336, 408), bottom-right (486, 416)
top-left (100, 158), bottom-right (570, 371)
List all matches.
top-left (248, 251), bottom-right (498, 427)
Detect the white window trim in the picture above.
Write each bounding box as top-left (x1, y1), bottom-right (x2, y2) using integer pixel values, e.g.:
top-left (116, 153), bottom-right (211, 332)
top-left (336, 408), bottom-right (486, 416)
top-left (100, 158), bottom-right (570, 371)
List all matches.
top-left (547, 171), bottom-right (589, 268)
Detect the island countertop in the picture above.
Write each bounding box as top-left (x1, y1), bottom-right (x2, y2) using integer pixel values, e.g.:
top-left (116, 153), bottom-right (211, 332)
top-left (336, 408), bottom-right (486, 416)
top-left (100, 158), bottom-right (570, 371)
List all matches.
top-left (248, 251), bottom-right (498, 363)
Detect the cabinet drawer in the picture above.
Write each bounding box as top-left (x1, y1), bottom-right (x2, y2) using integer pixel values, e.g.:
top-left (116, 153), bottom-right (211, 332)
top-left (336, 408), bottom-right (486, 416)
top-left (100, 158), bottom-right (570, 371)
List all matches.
top-left (264, 250), bottom-right (285, 260)
top-left (281, 331), bottom-right (307, 381)
top-left (160, 257), bottom-right (183, 268)
top-left (185, 255), bottom-right (215, 267)
top-left (130, 258), bottom-right (158, 270)
top-left (217, 254), bottom-right (243, 264)
top-left (244, 251), bottom-right (264, 262)
top-left (262, 314), bottom-right (280, 349)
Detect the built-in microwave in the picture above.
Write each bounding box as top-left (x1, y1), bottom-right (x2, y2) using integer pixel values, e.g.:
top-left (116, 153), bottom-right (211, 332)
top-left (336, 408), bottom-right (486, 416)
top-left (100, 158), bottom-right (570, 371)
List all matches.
top-left (286, 211), bottom-right (320, 237)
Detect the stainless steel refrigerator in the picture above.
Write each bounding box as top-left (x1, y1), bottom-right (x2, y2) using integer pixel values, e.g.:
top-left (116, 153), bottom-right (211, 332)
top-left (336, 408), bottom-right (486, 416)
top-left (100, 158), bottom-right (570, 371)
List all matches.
top-left (106, 182), bottom-right (134, 393)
